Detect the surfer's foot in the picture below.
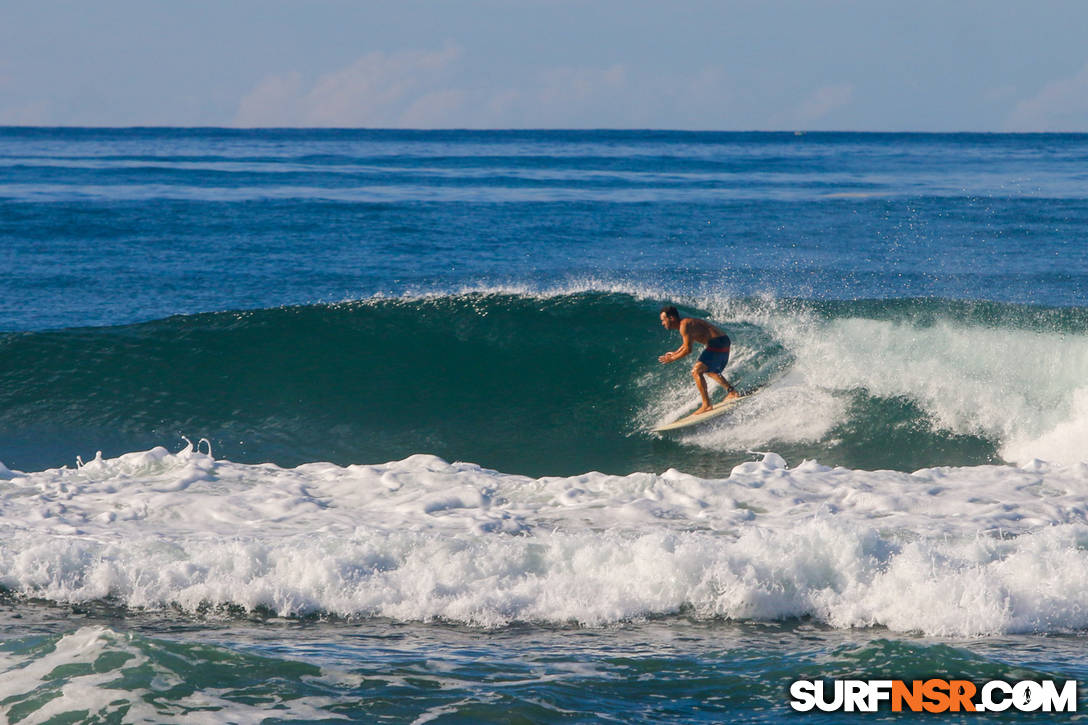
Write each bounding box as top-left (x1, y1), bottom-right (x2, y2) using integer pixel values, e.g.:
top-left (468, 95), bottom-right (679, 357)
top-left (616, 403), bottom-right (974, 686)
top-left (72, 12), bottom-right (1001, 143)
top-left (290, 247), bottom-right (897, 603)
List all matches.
top-left (725, 389), bottom-right (740, 400)
top-left (694, 403), bottom-right (713, 415)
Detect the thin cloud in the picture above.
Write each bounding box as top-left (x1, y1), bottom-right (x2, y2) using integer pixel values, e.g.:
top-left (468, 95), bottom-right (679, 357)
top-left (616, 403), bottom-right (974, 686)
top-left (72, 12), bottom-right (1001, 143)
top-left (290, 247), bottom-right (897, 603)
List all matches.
top-left (793, 84), bottom-right (855, 127)
top-left (1005, 62), bottom-right (1088, 131)
top-left (475, 64), bottom-right (629, 128)
top-left (234, 45), bottom-right (463, 127)
top-left (235, 72), bottom-right (306, 126)
top-left (232, 45), bottom-right (735, 129)
top-left (399, 89), bottom-right (470, 128)
top-left (0, 100), bottom-right (51, 125)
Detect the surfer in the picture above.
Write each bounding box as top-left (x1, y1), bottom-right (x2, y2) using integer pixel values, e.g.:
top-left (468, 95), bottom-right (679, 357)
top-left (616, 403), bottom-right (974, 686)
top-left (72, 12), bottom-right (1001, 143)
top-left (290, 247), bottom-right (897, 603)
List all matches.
top-left (658, 306), bottom-right (738, 415)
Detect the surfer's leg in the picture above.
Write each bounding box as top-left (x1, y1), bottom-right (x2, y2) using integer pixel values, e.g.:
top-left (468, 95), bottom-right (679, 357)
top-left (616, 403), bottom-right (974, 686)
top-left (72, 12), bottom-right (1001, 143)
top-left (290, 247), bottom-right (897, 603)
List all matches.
top-left (697, 343), bottom-right (736, 402)
top-left (707, 371), bottom-right (739, 399)
top-left (691, 362), bottom-right (713, 414)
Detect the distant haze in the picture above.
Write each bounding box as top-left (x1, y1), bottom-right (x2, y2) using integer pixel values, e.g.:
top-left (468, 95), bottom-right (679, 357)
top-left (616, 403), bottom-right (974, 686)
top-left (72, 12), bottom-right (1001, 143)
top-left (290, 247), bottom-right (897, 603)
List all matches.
top-left (3, 0), bottom-right (1087, 131)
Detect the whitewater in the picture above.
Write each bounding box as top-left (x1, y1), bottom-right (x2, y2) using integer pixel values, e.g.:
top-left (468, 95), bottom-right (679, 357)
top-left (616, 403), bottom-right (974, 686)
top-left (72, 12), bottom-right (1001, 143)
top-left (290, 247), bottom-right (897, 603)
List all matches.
top-left (3, 441), bottom-right (1088, 638)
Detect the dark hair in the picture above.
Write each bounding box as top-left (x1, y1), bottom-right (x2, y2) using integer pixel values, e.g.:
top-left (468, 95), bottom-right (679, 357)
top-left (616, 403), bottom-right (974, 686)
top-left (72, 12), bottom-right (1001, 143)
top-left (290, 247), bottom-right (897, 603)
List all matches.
top-left (660, 305), bottom-right (680, 320)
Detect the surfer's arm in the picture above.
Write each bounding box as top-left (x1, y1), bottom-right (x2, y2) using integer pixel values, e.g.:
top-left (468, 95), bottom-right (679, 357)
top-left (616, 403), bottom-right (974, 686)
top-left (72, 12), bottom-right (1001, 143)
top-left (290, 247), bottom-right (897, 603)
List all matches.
top-left (658, 327), bottom-right (693, 363)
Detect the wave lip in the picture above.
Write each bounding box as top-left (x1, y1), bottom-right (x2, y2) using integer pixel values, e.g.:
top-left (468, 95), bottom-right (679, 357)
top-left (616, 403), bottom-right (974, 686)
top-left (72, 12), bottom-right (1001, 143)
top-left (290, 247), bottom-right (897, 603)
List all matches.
top-left (3, 446), bottom-right (1088, 636)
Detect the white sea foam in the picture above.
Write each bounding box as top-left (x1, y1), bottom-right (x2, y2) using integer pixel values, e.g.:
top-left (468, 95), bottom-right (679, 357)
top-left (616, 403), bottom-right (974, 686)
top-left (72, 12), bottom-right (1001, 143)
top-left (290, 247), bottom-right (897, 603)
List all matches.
top-left (670, 296), bottom-right (1088, 466)
top-left (0, 626), bottom-right (347, 723)
top-left (781, 316), bottom-right (1087, 463)
top-left (3, 445), bottom-right (1088, 636)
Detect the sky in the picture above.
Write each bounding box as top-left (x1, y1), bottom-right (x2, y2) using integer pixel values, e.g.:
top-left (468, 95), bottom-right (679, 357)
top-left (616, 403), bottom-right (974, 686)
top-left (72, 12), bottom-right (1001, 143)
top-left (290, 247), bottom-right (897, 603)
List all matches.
top-left (2, 0), bottom-right (1088, 131)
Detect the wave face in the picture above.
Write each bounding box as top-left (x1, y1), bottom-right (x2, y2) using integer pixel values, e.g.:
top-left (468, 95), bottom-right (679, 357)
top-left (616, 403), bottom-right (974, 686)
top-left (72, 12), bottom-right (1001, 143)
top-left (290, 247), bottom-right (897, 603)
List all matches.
top-left (2, 290), bottom-right (1086, 474)
top-left (2, 445), bottom-right (1088, 636)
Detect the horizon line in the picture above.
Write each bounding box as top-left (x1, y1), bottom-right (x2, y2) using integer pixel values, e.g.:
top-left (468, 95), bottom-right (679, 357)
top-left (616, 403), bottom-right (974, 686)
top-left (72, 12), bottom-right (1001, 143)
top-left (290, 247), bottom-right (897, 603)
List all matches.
top-left (2, 126), bottom-right (1087, 135)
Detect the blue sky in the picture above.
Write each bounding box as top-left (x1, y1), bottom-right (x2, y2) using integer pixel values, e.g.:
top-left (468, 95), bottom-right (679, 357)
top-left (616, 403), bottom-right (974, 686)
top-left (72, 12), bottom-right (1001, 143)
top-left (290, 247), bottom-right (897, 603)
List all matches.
top-left (3, 0), bottom-right (1087, 130)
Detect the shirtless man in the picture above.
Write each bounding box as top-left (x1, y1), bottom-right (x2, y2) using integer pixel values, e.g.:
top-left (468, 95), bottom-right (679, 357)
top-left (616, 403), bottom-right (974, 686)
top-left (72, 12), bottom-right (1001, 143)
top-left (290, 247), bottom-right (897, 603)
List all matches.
top-left (658, 305), bottom-right (738, 415)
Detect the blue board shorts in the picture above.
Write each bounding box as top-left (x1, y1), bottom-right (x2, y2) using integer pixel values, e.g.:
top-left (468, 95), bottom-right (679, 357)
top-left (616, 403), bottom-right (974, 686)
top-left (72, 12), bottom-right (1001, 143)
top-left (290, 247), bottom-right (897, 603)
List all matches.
top-left (697, 335), bottom-right (731, 374)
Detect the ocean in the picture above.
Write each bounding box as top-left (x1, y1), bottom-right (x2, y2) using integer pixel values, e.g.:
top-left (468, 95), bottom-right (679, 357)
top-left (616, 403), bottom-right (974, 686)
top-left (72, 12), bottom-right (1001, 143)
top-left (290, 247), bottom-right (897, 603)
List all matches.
top-left (1, 128), bottom-right (1087, 722)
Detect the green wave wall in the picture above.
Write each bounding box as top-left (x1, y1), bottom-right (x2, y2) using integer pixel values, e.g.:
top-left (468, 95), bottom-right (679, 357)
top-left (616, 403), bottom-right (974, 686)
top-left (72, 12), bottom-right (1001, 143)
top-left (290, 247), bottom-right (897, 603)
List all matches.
top-left (3, 292), bottom-right (1084, 475)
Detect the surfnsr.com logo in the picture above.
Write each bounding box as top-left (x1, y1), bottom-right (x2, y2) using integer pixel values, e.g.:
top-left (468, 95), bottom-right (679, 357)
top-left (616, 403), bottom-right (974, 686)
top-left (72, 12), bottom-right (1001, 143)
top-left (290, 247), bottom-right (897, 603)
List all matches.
top-left (790, 679), bottom-right (1077, 713)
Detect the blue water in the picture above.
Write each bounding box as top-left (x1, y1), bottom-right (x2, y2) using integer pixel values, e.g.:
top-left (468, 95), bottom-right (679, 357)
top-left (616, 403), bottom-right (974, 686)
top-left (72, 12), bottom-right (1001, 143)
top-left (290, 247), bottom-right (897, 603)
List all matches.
top-left (4, 129), bottom-right (1086, 333)
top-left (2, 129), bottom-right (1088, 722)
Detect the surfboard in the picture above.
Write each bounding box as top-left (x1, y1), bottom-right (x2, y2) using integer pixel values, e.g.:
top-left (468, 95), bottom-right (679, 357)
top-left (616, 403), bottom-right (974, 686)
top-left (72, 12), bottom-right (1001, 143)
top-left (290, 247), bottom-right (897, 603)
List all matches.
top-left (652, 395), bottom-right (746, 432)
